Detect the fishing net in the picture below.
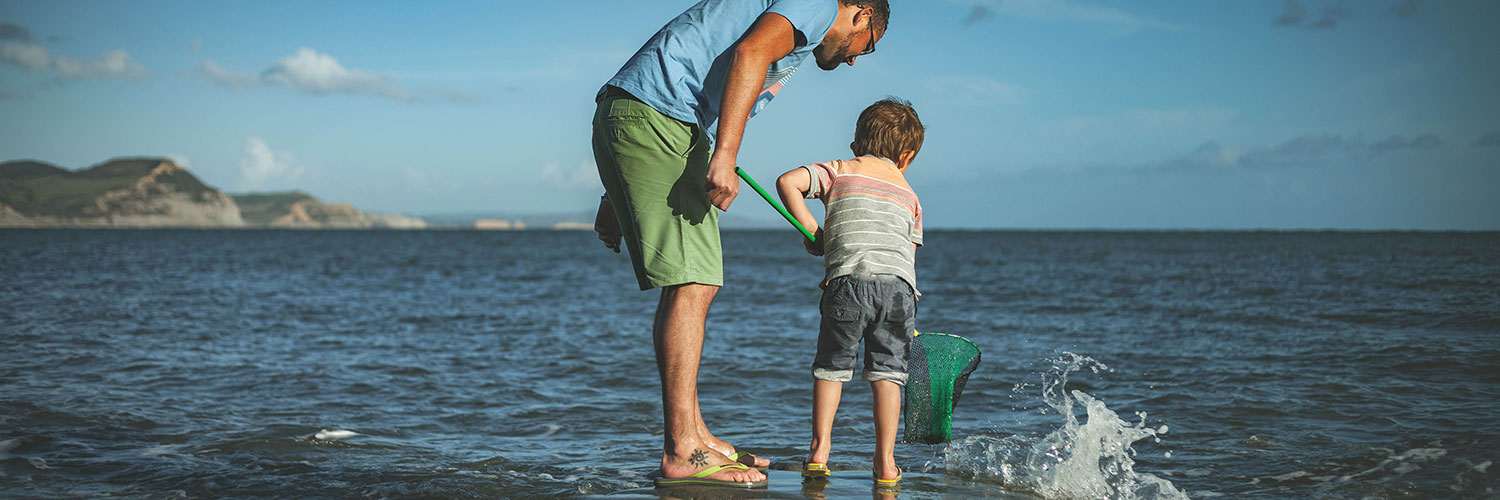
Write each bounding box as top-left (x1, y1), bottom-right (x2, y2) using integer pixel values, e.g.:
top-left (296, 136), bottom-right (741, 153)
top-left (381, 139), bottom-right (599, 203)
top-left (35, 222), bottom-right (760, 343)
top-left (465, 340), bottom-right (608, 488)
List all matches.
top-left (903, 331), bottom-right (981, 444)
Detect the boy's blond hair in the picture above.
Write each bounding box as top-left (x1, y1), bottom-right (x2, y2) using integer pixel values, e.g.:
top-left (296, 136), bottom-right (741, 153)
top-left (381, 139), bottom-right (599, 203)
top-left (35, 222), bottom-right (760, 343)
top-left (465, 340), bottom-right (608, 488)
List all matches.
top-left (852, 97), bottom-right (924, 162)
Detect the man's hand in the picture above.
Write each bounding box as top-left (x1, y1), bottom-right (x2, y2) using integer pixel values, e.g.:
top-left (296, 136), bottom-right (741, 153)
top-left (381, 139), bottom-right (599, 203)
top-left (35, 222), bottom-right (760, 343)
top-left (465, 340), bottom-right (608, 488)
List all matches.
top-left (804, 229), bottom-right (824, 256)
top-left (705, 154), bottom-right (740, 211)
top-left (595, 200), bottom-right (622, 253)
top-left (705, 13), bottom-right (795, 212)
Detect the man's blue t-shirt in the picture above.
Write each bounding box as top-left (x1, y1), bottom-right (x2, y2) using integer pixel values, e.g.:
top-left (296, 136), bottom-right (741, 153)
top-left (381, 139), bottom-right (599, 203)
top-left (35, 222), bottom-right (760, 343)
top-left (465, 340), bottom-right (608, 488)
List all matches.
top-left (601, 0), bottom-right (839, 141)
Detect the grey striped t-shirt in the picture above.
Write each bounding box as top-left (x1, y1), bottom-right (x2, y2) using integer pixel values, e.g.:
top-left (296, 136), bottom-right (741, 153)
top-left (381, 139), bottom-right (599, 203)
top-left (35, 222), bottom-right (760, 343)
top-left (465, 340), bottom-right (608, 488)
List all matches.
top-left (804, 156), bottom-right (923, 293)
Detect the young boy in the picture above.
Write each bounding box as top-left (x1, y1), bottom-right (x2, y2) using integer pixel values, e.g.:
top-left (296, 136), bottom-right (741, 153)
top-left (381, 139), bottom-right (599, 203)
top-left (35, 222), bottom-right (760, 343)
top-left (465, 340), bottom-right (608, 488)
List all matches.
top-left (775, 97), bottom-right (924, 487)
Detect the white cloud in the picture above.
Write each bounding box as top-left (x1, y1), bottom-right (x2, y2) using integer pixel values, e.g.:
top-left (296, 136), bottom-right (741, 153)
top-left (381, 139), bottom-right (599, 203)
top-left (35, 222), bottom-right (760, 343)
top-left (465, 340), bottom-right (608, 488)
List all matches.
top-left (1237, 133), bottom-right (1355, 166)
top-left (401, 167), bottom-right (468, 192)
top-left (53, 49), bottom-right (147, 79)
top-left (1180, 142), bottom-right (1246, 167)
top-left (261, 48), bottom-right (411, 100)
top-left (166, 153), bottom-right (191, 169)
top-left (924, 76), bottom-right (1026, 106)
top-left (537, 161), bottom-right (600, 190)
top-left (239, 137), bottom-right (305, 190)
top-left (1048, 108), bottom-right (1239, 138)
top-left (422, 86), bottom-right (479, 103)
top-left (948, 0), bottom-right (1183, 33)
top-left (1, 42), bottom-right (48, 69)
top-left (199, 48), bottom-right (469, 102)
top-left (1156, 132), bottom-right (1449, 171)
top-left (0, 42), bottom-right (146, 80)
top-left (199, 60), bottom-right (258, 87)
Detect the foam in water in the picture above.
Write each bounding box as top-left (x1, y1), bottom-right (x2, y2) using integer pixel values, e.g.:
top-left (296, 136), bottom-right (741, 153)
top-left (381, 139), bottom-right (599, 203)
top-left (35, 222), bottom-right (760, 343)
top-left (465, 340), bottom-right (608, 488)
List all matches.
top-left (938, 352), bottom-right (1189, 500)
top-left (312, 429), bottom-right (360, 440)
top-left (0, 437), bottom-right (19, 457)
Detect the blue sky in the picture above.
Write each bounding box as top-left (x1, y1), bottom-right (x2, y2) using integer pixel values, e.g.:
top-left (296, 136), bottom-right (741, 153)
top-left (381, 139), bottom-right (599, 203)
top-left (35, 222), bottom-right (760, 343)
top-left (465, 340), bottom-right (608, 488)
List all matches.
top-left (2, 0), bottom-right (1496, 229)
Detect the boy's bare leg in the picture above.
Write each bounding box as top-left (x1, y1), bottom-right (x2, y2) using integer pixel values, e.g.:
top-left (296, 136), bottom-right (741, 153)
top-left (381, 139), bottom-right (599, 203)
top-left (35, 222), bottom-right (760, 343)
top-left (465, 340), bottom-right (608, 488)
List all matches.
top-left (654, 283), bottom-right (765, 483)
top-left (871, 380), bottom-right (901, 480)
top-left (807, 378), bottom-right (843, 464)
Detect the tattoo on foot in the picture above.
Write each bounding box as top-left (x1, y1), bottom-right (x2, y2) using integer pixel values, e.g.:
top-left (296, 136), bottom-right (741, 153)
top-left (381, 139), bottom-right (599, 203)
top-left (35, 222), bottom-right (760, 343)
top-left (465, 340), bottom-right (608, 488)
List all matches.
top-left (689, 449), bottom-right (709, 467)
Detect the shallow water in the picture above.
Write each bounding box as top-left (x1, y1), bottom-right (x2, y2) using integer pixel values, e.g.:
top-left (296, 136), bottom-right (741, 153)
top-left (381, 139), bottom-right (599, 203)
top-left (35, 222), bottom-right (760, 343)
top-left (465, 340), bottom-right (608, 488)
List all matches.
top-left (2, 229), bottom-right (1497, 499)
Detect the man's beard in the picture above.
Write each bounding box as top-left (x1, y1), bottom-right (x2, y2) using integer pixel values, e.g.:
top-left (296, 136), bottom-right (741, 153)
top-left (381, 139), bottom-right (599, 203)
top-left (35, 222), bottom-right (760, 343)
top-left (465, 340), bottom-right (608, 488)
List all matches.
top-left (813, 35), bottom-right (852, 71)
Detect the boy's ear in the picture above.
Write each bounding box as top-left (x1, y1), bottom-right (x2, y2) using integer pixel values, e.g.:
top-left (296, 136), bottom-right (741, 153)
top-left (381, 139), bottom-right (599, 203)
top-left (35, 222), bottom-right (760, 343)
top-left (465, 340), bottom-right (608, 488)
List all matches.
top-left (849, 141), bottom-right (858, 155)
top-left (897, 149), bottom-right (918, 169)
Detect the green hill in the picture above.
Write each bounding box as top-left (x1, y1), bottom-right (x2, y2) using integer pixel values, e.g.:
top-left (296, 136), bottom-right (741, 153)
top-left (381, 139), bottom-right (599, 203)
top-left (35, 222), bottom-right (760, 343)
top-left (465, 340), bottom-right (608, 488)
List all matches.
top-left (2, 157), bottom-right (425, 229)
top-left (0, 160), bottom-right (69, 180)
top-left (230, 191), bottom-right (317, 225)
top-left (2, 158), bottom-right (223, 218)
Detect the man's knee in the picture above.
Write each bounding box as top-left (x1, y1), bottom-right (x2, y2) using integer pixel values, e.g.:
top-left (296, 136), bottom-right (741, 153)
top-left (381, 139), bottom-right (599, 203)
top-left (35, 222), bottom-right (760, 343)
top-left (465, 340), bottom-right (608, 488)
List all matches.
top-left (662, 282), bottom-right (720, 304)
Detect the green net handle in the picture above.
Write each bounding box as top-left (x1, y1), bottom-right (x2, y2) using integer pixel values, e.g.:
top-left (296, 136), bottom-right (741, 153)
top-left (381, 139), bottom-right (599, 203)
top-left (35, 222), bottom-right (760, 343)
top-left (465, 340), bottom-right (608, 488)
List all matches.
top-left (735, 167), bottom-right (816, 243)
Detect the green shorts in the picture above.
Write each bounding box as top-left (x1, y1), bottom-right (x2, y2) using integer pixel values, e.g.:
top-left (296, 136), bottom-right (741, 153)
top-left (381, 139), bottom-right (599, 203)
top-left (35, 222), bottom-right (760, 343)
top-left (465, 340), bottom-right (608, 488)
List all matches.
top-left (592, 93), bottom-right (722, 290)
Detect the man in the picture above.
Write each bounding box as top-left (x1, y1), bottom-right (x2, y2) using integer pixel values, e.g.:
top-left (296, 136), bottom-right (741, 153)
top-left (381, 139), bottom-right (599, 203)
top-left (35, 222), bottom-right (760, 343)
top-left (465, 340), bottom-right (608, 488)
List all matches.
top-left (591, 0), bottom-right (889, 488)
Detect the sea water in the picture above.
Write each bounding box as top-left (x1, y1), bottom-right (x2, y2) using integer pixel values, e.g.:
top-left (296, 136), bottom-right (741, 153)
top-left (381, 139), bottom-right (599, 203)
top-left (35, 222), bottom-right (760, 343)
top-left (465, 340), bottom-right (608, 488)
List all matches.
top-left (1, 229), bottom-right (1497, 499)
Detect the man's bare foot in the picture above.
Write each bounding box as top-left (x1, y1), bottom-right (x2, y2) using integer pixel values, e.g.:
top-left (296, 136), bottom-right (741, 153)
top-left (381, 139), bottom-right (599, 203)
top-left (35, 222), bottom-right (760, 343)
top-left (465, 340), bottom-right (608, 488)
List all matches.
top-left (702, 431), bottom-right (771, 467)
top-left (661, 447), bottom-right (767, 483)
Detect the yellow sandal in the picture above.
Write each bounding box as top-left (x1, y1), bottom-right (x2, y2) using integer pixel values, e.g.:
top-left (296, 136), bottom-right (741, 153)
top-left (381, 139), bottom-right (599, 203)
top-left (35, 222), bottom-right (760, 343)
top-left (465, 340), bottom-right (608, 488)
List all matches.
top-left (874, 468), bottom-right (903, 487)
top-left (802, 462), bottom-right (831, 479)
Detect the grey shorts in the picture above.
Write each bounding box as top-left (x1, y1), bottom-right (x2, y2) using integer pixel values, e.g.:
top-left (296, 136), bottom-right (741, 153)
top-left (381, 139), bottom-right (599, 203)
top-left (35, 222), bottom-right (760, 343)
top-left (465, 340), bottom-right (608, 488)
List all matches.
top-left (813, 274), bottom-right (916, 386)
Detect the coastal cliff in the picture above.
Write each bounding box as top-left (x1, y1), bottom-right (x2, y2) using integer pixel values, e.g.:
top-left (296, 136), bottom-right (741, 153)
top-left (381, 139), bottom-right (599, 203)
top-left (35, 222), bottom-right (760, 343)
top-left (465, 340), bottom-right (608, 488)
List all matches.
top-left (0, 158), bottom-right (243, 227)
top-left (0, 157), bottom-right (424, 229)
top-left (231, 192), bottom-right (426, 229)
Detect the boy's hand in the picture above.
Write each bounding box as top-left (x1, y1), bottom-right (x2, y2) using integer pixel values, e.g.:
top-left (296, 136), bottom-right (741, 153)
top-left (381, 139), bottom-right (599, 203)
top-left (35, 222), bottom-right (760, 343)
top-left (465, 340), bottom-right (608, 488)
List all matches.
top-left (804, 229), bottom-right (824, 256)
top-left (594, 200), bottom-right (622, 253)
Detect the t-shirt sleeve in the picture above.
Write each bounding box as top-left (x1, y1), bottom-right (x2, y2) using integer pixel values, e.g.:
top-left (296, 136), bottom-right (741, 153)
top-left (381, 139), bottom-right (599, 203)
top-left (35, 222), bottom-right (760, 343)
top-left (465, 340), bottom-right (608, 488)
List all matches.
top-left (766, 0), bottom-right (840, 47)
top-left (910, 202), bottom-right (924, 246)
top-left (803, 161), bottom-right (837, 199)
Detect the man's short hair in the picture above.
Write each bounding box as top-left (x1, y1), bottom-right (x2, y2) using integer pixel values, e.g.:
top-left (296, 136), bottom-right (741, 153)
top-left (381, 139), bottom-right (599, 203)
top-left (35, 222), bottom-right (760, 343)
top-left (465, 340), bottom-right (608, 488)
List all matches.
top-left (842, 0), bottom-right (890, 32)
top-left (852, 97), bottom-right (924, 161)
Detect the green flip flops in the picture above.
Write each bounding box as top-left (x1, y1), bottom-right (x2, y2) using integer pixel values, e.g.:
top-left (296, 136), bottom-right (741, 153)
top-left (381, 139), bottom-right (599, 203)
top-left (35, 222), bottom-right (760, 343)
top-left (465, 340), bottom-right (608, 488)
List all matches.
top-left (653, 463), bottom-right (768, 489)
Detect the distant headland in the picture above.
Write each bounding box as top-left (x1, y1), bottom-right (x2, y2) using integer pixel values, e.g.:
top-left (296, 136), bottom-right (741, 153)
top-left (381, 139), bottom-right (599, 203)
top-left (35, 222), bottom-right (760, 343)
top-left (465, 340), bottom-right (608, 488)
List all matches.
top-left (0, 157), bottom-right (429, 229)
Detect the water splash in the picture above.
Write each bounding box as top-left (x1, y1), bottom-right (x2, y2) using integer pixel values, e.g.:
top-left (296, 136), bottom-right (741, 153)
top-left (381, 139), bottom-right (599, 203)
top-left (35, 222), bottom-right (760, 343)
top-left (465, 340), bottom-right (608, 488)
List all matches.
top-left (941, 353), bottom-right (1188, 500)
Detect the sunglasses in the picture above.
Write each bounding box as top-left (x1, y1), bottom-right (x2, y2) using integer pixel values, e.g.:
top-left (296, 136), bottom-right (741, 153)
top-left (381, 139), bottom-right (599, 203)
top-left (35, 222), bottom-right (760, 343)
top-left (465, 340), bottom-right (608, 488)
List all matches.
top-left (858, 23), bottom-right (877, 56)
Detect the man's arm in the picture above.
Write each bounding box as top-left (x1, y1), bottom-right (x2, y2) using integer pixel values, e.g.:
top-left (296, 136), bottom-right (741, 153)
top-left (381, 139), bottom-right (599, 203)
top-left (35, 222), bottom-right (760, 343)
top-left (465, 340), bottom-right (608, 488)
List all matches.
top-left (704, 13), bottom-right (799, 212)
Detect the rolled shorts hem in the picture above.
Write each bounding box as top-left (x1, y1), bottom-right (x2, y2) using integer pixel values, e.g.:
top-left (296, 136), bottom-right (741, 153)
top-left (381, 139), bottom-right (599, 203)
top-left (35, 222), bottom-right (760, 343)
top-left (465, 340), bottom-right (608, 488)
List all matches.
top-left (864, 370), bottom-right (908, 386)
top-left (812, 367), bottom-right (854, 383)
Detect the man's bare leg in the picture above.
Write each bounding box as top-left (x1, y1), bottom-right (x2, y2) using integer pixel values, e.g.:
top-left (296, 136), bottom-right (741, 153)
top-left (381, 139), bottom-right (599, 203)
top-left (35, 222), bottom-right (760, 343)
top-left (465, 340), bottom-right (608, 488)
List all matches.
top-left (656, 286), bottom-right (770, 468)
top-left (655, 283), bottom-right (765, 482)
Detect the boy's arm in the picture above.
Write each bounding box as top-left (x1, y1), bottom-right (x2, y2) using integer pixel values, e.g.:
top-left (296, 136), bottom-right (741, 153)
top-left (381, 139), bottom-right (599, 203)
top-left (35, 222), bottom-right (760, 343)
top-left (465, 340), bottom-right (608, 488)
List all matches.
top-left (776, 167), bottom-right (822, 249)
